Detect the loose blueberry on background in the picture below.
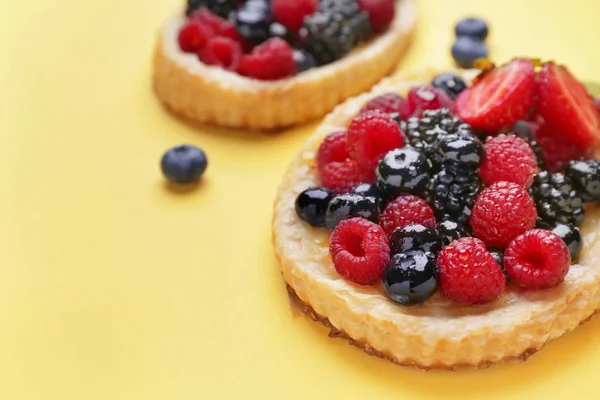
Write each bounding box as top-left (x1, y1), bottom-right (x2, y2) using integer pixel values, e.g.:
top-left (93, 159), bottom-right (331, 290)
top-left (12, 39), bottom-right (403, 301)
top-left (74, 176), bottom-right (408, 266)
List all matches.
top-left (383, 251), bottom-right (439, 306)
top-left (451, 37), bottom-right (488, 69)
top-left (389, 224), bottom-right (443, 255)
top-left (295, 187), bottom-right (336, 227)
top-left (455, 17), bottom-right (489, 41)
top-left (431, 72), bottom-right (467, 99)
top-left (325, 194), bottom-right (380, 231)
top-left (161, 145), bottom-right (208, 183)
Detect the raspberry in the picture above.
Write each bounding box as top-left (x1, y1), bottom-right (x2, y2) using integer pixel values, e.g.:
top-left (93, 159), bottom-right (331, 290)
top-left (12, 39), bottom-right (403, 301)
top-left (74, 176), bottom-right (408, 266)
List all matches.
top-left (190, 8), bottom-right (230, 34)
top-left (380, 195), bottom-right (436, 237)
top-left (535, 116), bottom-right (591, 172)
top-left (360, 93), bottom-right (410, 120)
top-left (357, 0), bottom-right (395, 33)
top-left (237, 37), bottom-right (297, 80)
top-left (320, 159), bottom-right (373, 193)
top-left (470, 182), bottom-right (537, 248)
top-left (479, 134), bottom-right (538, 189)
top-left (178, 21), bottom-right (213, 52)
top-left (346, 110), bottom-right (404, 171)
top-left (198, 37), bottom-right (243, 71)
top-left (329, 218), bottom-right (390, 285)
top-left (272, 0), bottom-right (318, 31)
top-left (316, 131), bottom-right (349, 171)
top-left (406, 86), bottom-right (454, 118)
top-left (504, 229), bottom-right (570, 289)
top-left (437, 237), bottom-right (506, 304)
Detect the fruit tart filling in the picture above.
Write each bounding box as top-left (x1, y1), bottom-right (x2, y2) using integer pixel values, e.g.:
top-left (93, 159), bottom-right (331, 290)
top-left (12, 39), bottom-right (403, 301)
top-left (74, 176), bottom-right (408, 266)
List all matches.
top-left (294, 59), bottom-right (600, 306)
top-left (178, 0), bottom-right (400, 80)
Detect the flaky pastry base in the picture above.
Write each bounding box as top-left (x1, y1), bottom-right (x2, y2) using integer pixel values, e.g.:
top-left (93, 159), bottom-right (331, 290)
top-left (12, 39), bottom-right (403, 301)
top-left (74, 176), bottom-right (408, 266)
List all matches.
top-left (272, 70), bottom-right (600, 369)
top-left (152, 0), bottom-right (417, 130)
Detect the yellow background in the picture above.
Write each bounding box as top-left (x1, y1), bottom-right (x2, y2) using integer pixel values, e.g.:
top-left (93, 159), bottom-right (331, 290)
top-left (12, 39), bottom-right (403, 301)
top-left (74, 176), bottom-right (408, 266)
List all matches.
top-left (2, 0), bottom-right (600, 398)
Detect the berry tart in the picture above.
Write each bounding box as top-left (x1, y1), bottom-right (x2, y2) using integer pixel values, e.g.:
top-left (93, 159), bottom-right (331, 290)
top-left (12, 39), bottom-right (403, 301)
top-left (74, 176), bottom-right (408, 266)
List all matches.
top-left (153, 0), bottom-right (417, 130)
top-left (272, 59), bottom-right (600, 369)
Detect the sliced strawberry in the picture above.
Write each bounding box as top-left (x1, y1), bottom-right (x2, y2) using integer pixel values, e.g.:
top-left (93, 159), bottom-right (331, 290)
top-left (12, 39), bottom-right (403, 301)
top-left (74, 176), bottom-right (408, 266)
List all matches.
top-left (538, 62), bottom-right (600, 148)
top-left (454, 59), bottom-right (536, 131)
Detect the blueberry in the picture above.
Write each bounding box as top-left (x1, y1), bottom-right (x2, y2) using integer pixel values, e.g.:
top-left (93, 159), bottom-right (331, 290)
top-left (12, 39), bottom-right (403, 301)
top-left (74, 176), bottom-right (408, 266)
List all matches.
top-left (352, 183), bottom-right (382, 198)
top-left (455, 17), bottom-right (489, 41)
top-left (325, 194), bottom-right (380, 231)
top-left (293, 50), bottom-right (317, 73)
top-left (235, 2), bottom-right (272, 44)
top-left (436, 219), bottom-right (468, 246)
top-left (435, 133), bottom-right (483, 170)
top-left (161, 145), bottom-right (208, 183)
top-left (376, 147), bottom-right (432, 199)
top-left (488, 249), bottom-right (507, 277)
top-left (451, 37), bottom-right (488, 69)
top-left (431, 72), bottom-right (467, 99)
top-left (550, 223), bottom-right (582, 261)
top-left (389, 224), bottom-right (443, 255)
top-left (382, 251), bottom-right (439, 306)
top-left (295, 187), bottom-right (336, 227)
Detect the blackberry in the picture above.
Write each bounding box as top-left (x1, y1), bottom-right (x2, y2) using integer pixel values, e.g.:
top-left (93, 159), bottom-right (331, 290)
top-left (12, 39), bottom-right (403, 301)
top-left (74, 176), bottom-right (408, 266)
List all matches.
top-left (436, 218), bottom-right (469, 246)
top-left (565, 159), bottom-right (600, 203)
top-left (432, 167), bottom-right (482, 226)
top-left (529, 171), bottom-right (586, 226)
top-left (186, 0), bottom-right (238, 18)
top-left (302, 0), bottom-right (372, 66)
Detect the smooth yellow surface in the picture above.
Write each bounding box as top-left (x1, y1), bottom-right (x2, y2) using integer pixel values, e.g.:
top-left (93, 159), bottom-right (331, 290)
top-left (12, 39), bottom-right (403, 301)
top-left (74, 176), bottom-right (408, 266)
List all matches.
top-left (2, 0), bottom-right (600, 399)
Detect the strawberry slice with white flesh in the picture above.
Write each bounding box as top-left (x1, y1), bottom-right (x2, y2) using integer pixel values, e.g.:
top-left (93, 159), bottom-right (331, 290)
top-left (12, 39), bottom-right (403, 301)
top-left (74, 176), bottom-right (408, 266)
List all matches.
top-left (537, 62), bottom-right (600, 149)
top-left (454, 59), bottom-right (536, 132)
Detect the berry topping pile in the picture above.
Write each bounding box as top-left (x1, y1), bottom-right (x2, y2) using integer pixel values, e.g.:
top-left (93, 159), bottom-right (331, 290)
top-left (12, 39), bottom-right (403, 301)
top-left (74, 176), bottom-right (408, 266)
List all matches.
top-left (180, 0), bottom-right (397, 80)
top-left (294, 58), bottom-right (600, 307)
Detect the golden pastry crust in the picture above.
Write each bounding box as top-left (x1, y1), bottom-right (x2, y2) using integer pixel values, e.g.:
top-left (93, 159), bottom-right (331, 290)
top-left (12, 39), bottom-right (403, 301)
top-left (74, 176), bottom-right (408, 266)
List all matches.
top-left (272, 70), bottom-right (600, 369)
top-left (152, 0), bottom-right (417, 130)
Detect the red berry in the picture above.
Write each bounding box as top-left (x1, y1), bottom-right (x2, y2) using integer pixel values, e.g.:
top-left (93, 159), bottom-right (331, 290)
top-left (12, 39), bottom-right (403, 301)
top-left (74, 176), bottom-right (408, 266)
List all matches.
top-left (470, 181), bottom-right (537, 248)
top-left (504, 229), bottom-right (570, 289)
top-left (407, 86), bottom-right (454, 118)
top-left (535, 115), bottom-right (591, 172)
top-left (346, 110), bottom-right (404, 171)
top-left (329, 218), bottom-right (390, 285)
top-left (360, 93), bottom-right (410, 120)
top-left (454, 59), bottom-right (536, 131)
top-left (317, 131), bottom-right (350, 171)
top-left (437, 237), bottom-right (506, 304)
top-left (271, 0), bottom-right (317, 31)
top-left (357, 0), bottom-right (395, 33)
top-left (198, 37), bottom-right (243, 71)
top-left (237, 38), bottom-right (296, 80)
top-left (479, 134), bottom-right (538, 189)
top-left (537, 62), bottom-right (600, 148)
top-left (190, 8), bottom-right (229, 34)
top-left (380, 195), bottom-right (436, 237)
top-left (178, 21), bottom-right (213, 52)
top-left (320, 159), bottom-right (373, 193)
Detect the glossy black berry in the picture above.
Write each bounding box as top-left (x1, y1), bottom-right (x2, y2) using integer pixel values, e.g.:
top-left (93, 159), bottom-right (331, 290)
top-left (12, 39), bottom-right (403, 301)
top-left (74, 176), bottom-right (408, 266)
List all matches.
top-left (383, 251), bottom-right (439, 306)
top-left (451, 37), bottom-right (488, 69)
top-left (565, 160), bottom-right (600, 203)
top-left (269, 22), bottom-right (296, 44)
top-left (161, 145), bottom-right (208, 183)
top-left (352, 182), bottom-right (381, 198)
top-left (295, 187), bottom-right (336, 227)
top-left (376, 147), bottom-right (432, 199)
top-left (389, 224), bottom-right (443, 255)
top-left (433, 168), bottom-right (482, 226)
top-left (455, 17), bottom-right (489, 41)
top-left (488, 249), bottom-right (507, 277)
top-left (325, 194), bottom-right (379, 231)
top-left (434, 133), bottom-right (483, 170)
top-left (293, 50), bottom-right (317, 73)
top-left (530, 171), bottom-right (586, 226)
top-left (431, 72), bottom-right (467, 99)
top-left (549, 223), bottom-right (582, 261)
top-left (235, 1), bottom-right (273, 44)
top-left (436, 219), bottom-right (468, 246)
top-left (512, 120), bottom-right (546, 170)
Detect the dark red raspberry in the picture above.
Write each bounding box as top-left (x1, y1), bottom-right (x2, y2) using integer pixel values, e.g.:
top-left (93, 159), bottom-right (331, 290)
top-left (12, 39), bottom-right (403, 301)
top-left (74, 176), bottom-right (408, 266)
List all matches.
top-left (272, 0), bottom-right (318, 31)
top-left (479, 134), bottom-right (538, 189)
top-left (190, 8), bottom-right (230, 34)
top-left (535, 116), bottom-right (591, 172)
top-left (198, 37), bottom-right (243, 70)
top-left (357, 0), bottom-right (395, 33)
top-left (380, 195), bottom-right (436, 237)
top-left (320, 159), bottom-right (373, 193)
top-left (470, 181), bottom-right (537, 248)
top-left (329, 218), bottom-right (390, 285)
top-left (346, 110), bottom-right (404, 171)
top-left (407, 85), bottom-right (454, 118)
top-left (178, 21), bottom-right (213, 52)
top-left (316, 131), bottom-right (349, 171)
top-left (360, 93), bottom-right (410, 120)
top-left (504, 229), bottom-right (570, 289)
top-left (237, 38), bottom-right (297, 80)
top-left (437, 237), bottom-right (506, 304)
